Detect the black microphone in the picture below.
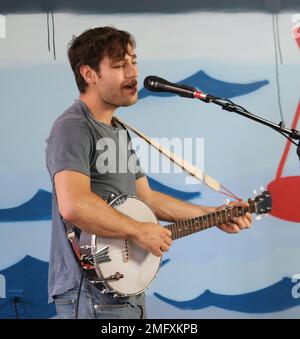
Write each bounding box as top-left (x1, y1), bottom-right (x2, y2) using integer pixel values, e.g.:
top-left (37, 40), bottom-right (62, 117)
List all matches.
top-left (143, 75), bottom-right (213, 101)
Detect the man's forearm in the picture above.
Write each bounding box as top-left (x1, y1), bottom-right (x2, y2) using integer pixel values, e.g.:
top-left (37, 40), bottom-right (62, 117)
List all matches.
top-left (149, 190), bottom-right (218, 222)
top-left (63, 192), bottom-right (140, 239)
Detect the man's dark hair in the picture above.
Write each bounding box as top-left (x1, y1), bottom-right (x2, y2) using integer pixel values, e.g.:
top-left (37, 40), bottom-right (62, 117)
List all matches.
top-left (68, 26), bottom-right (136, 93)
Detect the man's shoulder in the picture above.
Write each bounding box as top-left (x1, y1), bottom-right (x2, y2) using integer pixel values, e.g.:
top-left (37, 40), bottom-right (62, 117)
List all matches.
top-left (51, 101), bottom-right (90, 134)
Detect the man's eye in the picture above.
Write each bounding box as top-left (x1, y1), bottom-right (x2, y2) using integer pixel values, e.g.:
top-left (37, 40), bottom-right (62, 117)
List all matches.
top-left (113, 64), bottom-right (124, 68)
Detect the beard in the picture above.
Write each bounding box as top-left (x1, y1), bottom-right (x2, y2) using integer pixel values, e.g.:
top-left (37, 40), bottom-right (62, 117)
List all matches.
top-left (100, 87), bottom-right (138, 108)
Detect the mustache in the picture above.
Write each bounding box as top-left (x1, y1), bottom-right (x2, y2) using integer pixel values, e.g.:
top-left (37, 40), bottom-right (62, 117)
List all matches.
top-left (122, 79), bottom-right (138, 87)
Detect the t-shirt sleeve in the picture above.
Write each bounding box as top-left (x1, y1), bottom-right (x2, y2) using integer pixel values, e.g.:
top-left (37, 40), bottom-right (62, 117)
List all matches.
top-left (46, 119), bottom-right (92, 182)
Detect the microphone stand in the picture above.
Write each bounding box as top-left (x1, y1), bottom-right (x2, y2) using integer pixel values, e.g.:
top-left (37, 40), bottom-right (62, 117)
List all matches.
top-left (199, 96), bottom-right (300, 161)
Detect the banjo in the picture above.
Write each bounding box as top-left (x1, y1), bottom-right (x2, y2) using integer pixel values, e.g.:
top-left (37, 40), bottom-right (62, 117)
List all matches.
top-left (68, 191), bottom-right (272, 297)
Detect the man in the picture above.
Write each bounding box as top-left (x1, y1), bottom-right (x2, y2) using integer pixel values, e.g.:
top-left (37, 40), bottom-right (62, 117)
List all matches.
top-left (46, 26), bottom-right (252, 319)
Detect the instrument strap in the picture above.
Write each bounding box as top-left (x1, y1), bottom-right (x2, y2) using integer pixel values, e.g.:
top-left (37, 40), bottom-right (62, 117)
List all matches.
top-left (115, 116), bottom-right (240, 200)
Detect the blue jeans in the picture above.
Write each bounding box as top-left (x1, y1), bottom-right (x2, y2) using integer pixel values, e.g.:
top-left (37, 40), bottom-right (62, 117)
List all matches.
top-left (53, 284), bottom-right (146, 319)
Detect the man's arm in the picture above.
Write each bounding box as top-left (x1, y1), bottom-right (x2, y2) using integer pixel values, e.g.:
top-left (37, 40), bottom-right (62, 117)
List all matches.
top-left (136, 176), bottom-right (252, 233)
top-left (54, 170), bottom-right (172, 256)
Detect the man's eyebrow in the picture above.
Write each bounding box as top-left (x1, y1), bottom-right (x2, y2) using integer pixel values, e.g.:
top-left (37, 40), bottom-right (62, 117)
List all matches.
top-left (111, 54), bottom-right (137, 64)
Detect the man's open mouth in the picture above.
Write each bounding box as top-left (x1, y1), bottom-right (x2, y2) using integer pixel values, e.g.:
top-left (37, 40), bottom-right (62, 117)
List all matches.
top-left (123, 81), bottom-right (137, 90)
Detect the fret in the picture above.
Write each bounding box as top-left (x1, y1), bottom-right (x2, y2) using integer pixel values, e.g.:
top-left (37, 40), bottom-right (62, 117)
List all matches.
top-left (237, 207), bottom-right (243, 217)
top-left (208, 214), bottom-right (213, 227)
top-left (181, 220), bottom-right (186, 237)
top-left (213, 211), bottom-right (217, 225)
top-left (228, 209), bottom-right (233, 221)
top-left (172, 222), bottom-right (177, 240)
top-left (175, 222), bottom-right (179, 240)
top-left (210, 211), bottom-right (217, 226)
top-left (189, 218), bottom-right (192, 234)
top-left (191, 218), bottom-right (195, 234)
top-left (190, 218), bottom-right (194, 235)
top-left (187, 218), bottom-right (191, 235)
top-left (196, 216), bottom-right (201, 231)
top-left (186, 219), bottom-right (190, 236)
top-left (206, 214), bottom-right (210, 228)
top-left (177, 220), bottom-right (182, 238)
top-left (221, 209), bottom-right (227, 224)
top-left (211, 212), bottom-right (215, 225)
top-left (224, 209), bottom-right (229, 223)
top-left (181, 220), bottom-right (187, 236)
top-left (175, 222), bottom-right (180, 240)
top-left (173, 223), bottom-right (177, 240)
top-left (172, 226), bottom-right (176, 240)
top-left (192, 217), bottom-right (197, 233)
top-left (219, 209), bottom-right (223, 224)
top-left (194, 216), bottom-right (201, 231)
top-left (170, 223), bottom-right (176, 240)
top-left (216, 211), bottom-right (220, 224)
top-left (216, 210), bottom-right (221, 224)
top-left (204, 214), bottom-right (208, 229)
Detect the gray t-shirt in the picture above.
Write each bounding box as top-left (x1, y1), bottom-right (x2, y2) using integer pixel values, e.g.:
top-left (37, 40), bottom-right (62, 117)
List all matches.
top-left (45, 99), bottom-right (145, 302)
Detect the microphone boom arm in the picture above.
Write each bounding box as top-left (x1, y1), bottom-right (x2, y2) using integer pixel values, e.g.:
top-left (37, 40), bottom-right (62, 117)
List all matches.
top-left (200, 96), bottom-right (300, 160)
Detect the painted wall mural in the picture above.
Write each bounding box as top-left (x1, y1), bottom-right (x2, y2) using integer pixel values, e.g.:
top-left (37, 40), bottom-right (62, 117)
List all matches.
top-left (0, 1), bottom-right (300, 318)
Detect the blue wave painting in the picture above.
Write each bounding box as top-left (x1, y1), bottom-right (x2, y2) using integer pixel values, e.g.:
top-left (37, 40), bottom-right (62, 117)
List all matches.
top-left (0, 178), bottom-right (200, 223)
top-left (148, 177), bottom-right (200, 200)
top-left (0, 189), bottom-right (52, 222)
top-left (0, 256), bottom-right (56, 319)
top-left (139, 70), bottom-right (269, 99)
top-left (154, 277), bottom-right (300, 313)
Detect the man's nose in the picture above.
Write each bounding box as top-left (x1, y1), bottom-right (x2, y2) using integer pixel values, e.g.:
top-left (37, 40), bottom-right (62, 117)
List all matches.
top-left (126, 63), bottom-right (138, 78)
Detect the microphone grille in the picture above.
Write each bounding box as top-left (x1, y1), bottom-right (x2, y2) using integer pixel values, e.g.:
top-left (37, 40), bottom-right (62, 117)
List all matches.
top-left (143, 75), bottom-right (169, 91)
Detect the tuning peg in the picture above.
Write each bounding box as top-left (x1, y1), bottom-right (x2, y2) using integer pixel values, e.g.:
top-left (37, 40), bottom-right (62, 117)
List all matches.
top-left (253, 189), bottom-right (258, 195)
top-left (260, 186), bottom-right (264, 192)
top-left (255, 215), bottom-right (262, 221)
top-left (224, 198), bottom-right (231, 205)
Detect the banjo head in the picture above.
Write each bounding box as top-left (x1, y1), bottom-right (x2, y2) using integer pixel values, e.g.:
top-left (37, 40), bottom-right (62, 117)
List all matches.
top-left (93, 195), bottom-right (162, 296)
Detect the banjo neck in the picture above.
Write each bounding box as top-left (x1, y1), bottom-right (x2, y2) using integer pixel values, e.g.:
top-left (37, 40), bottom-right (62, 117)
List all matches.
top-left (164, 204), bottom-right (256, 241)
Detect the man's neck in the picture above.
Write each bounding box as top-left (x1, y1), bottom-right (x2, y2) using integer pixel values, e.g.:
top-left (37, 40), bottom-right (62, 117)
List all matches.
top-left (79, 92), bottom-right (117, 126)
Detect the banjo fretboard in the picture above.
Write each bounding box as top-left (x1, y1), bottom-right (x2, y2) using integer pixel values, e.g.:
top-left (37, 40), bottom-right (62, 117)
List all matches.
top-left (165, 204), bottom-right (256, 240)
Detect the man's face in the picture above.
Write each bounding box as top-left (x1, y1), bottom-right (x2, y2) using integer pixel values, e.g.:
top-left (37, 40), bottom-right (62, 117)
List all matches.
top-left (95, 46), bottom-right (138, 108)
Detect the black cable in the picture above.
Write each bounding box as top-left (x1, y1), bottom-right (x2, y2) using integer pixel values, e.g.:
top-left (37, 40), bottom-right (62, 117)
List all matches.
top-left (217, 98), bottom-right (251, 114)
top-left (75, 269), bottom-right (85, 319)
top-left (46, 11), bottom-right (50, 52)
top-left (12, 297), bottom-right (20, 319)
top-left (122, 301), bottom-right (144, 319)
top-left (272, 13), bottom-right (284, 122)
top-left (275, 13), bottom-right (283, 65)
top-left (137, 304), bottom-right (144, 319)
top-left (51, 10), bottom-right (56, 60)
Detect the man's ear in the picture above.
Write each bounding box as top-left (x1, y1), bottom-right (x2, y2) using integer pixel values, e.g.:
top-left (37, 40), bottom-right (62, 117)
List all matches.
top-left (79, 65), bottom-right (98, 87)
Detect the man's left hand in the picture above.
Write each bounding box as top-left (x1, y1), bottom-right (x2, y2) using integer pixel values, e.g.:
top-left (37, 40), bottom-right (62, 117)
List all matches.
top-left (216, 200), bottom-right (252, 234)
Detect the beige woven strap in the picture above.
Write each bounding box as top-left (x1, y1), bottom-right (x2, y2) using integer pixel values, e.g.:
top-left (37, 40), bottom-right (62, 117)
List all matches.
top-left (115, 116), bottom-right (221, 193)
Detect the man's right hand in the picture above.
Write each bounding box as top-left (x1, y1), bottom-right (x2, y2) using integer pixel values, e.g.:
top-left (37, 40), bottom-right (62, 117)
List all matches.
top-left (132, 222), bottom-right (173, 257)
